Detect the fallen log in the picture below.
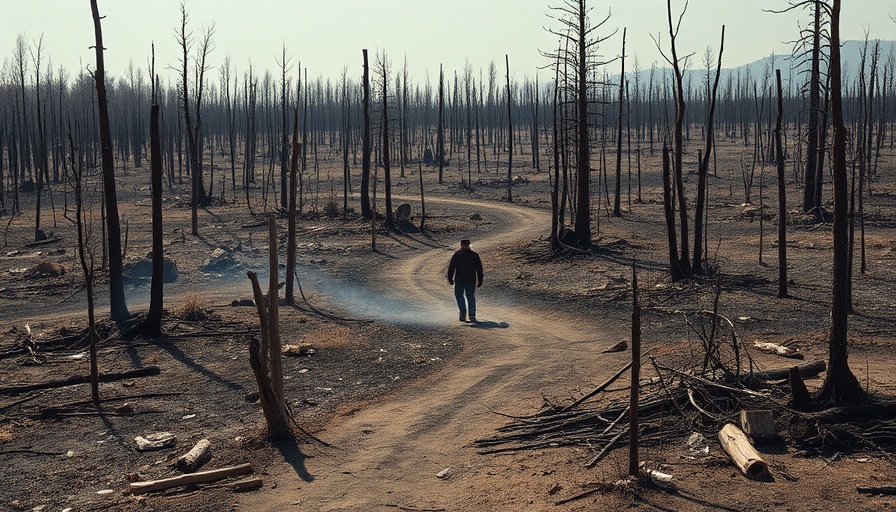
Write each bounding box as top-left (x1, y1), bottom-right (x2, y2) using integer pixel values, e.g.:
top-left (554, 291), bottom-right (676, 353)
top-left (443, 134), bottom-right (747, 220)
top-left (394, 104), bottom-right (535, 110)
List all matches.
top-left (745, 360), bottom-right (825, 382)
top-left (173, 438), bottom-right (212, 472)
top-left (718, 423), bottom-right (771, 480)
top-left (0, 366), bottom-right (161, 395)
top-left (790, 400), bottom-right (896, 440)
top-left (857, 485), bottom-right (896, 495)
top-left (229, 477), bottom-right (263, 492)
top-left (128, 463), bottom-right (253, 494)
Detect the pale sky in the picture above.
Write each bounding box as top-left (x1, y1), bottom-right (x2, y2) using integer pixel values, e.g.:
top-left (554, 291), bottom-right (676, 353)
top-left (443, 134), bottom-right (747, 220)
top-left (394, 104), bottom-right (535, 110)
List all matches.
top-left (2, 0), bottom-right (894, 85)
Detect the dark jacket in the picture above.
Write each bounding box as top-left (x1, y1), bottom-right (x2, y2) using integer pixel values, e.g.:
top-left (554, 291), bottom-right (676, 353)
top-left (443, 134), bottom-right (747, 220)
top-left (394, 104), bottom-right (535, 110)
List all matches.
top-left (448, 248), bottom-right (483, 286)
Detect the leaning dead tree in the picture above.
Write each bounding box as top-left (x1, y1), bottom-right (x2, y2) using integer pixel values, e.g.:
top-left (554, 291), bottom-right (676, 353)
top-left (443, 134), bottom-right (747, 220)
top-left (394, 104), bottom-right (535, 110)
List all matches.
top-left (90, 0), bottom-right (129, 321)
top-left (246, 217), bottom-right (290, 439)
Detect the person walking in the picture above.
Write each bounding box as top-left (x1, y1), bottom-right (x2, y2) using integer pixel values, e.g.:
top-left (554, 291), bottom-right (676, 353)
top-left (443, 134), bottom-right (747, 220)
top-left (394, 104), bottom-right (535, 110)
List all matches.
top-left (447, 239), bottom-right (483, 322)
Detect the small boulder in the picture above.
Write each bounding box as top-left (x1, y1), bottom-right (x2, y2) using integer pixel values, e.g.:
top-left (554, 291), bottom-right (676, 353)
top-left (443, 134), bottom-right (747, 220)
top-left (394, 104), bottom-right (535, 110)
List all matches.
top-left (24, 261), bottom-right (65, 278)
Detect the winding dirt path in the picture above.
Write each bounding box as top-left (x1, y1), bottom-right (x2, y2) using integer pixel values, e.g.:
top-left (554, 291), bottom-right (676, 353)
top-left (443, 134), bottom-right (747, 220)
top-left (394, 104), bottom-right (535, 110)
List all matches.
top-left (238, 197), bottom-right (626, 511)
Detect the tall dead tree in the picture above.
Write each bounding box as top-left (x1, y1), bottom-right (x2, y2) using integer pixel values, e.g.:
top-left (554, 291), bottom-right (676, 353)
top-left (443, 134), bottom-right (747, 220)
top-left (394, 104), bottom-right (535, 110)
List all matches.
top-left (660, 0), bottom-right (692, 276)
top-left (613, 28), bottom-right (626, 217)
top-left (176, 4), bottom-right (214, 235)
top-left (774, 69), bottom-right (789, 298)
top-left (693, 26), bottom-right (725, 274)
top-left (437, 64), bottom-right (445, 184)
top-left (377, 51), bottom-right (395, 229)
top-left (285, 108), bottom-right (299, 306)
top-left (505, 55), bottom-right (513, 203)
top-left (69, 128), bottom-right (99, 405)
top-left (360, 49), bottom-right (371, 219)
top-left (90, 0), bottom-right (129, 321)
top-left (545, 0), bottom-right (613, 247)
top-left (143, 104), bottom-right (164, 336)
top-left (817, 0), bottom-right (864, 406)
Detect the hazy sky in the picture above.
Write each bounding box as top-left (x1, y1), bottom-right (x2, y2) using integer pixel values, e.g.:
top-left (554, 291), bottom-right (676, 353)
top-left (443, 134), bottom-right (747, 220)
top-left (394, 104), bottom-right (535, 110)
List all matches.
top-left (2, 0), bottom-right (894, 85)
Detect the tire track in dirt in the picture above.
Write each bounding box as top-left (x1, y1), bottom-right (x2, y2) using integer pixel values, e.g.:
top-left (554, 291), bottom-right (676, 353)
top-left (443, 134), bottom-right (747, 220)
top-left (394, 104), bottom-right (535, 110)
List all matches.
top-left (239, 197), bottom-right (627, 511)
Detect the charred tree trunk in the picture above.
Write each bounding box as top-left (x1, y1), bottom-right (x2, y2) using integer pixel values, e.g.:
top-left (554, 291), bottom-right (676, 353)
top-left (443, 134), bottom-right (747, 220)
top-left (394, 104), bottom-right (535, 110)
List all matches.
top-left (613, 29), bottom-right (626, 217)
top-left (662, 142), bottom-right (683, 281)
top-left (817, 0), bottom-right (864, 406)
top-left (774, 70), bottom-right (789, 299)
top-left (802, 1), bottom-right (822, 213)
top-left (693, 26), bottom-right (724, 274)
top-left (360, 49), bottom-right (372, 219)
top-left (285, 108), bottom-right (300, 306)
top-left (90, 0), bottom-right (129, 321)
top-left (506, 55), bottom-right (513, 203)
top-left (144, 104), bottom-right (164, 336)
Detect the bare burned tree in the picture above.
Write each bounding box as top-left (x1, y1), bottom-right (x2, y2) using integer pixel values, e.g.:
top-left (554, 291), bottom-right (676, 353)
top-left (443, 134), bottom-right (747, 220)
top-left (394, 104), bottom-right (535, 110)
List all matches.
top-left (360, 49), bottom-right (371, 219)
top-left (505, 54), bottom-right (513, 203)
top-left (774, 69), bottom-right (789, 298)
top-left (544, 0), bottom-right (614, 247)
top-left (175, 3), bottom-right (214, 235)
top-left (376, 51), bottom-right (395, 229)
top-left (817, 0), bottom-right (864, 406)
top-left (90, 0), bottom-right (129, 321)
top-left (143, 104), bottom-right (164, 336)
top-left (655, 0), bottom-right (693, 277)
top-left (692, 27), bottom-right (725, 274)
top-left (68, 126), bottom-right (99, 405)
top-left (613, 28), bottom-right (626, 217)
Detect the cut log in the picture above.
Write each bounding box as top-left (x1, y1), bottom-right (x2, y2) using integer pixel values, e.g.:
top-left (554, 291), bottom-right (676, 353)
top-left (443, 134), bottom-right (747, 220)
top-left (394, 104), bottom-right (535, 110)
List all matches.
top-left (718, 423), bottom-right (771, 480)
top-left (230, 477), bottom-right (263, 492)
top-left (128, 463), bottom-right (253, 494)
top-left (739, 410), bottom-right (776, 442)
top-left (746, 360), bottom-right (825, 382)
top-left (0, 366), bottom-right (161, 395)
top-left (172, 438), bottom-right (212, 472)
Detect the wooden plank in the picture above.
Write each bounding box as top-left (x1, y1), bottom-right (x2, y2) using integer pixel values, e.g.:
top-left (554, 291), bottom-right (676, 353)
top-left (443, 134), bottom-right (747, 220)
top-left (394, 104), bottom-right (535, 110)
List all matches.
top-left (128, 463), bottom-right (253, 494)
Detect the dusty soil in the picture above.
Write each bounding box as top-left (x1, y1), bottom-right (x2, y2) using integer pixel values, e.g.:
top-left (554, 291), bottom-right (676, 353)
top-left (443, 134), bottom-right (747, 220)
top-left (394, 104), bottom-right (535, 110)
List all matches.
top-left (2, 136), bottom-right (896, 511)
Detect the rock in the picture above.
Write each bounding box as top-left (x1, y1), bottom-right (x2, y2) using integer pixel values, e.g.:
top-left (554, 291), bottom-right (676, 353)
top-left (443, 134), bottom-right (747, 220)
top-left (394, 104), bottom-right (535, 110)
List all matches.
top-left (282, 343), bottom-right (314, 356)
top-left (24, 261), bottom-right (64, 278)
top-left (395, 203), bottom-right (412, 221)
top-left (124, 256), bottom-right (179, 283)
top-left (602, 340), bottom-right (628, 353)
top-left (202, 247), bottom-right (240, 272)
top-left (436, 468), bottom-right (452, 479)
top-left (134, 432), bottom-right (176, 451)
top-left (469, 213), bottom-right (482, 221)
top-left (231, 298), bottom-right (255, 307)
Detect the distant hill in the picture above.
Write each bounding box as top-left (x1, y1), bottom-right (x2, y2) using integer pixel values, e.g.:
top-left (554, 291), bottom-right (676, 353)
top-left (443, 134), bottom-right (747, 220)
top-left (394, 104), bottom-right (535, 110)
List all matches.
top-left (620, 40), bottom-right (896, 91)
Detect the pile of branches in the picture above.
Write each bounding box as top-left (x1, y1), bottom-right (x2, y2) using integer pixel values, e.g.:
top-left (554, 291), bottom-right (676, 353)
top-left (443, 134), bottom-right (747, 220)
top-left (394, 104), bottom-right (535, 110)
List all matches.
top-left (475, 301), bottom-right (837, 463)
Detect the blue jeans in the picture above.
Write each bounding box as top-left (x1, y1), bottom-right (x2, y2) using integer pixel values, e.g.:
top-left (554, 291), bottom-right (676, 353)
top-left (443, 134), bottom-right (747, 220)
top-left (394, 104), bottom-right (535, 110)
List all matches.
top-left (454, 282), bottom-right (477, 317)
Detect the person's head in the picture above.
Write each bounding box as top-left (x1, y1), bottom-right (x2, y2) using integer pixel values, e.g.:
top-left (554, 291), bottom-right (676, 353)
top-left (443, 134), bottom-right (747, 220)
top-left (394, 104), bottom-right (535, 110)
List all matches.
top-left (460, 239), bottom-right (471, 249)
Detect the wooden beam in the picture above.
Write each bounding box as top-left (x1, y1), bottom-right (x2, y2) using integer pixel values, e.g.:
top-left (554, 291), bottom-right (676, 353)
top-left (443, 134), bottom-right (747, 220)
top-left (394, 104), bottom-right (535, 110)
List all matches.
top-left (129, 463), bottom-right (253, 494)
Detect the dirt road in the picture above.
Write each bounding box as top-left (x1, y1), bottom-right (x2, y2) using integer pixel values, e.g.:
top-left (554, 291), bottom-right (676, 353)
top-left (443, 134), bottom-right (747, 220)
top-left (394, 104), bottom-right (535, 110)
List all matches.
top-left (238, 198), bottom-right (628, 511)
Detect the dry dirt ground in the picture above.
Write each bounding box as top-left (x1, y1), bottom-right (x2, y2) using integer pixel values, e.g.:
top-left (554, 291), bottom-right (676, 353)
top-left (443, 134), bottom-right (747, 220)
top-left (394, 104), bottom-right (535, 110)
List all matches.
top-left (2, 136), bottom-right (896, 511)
